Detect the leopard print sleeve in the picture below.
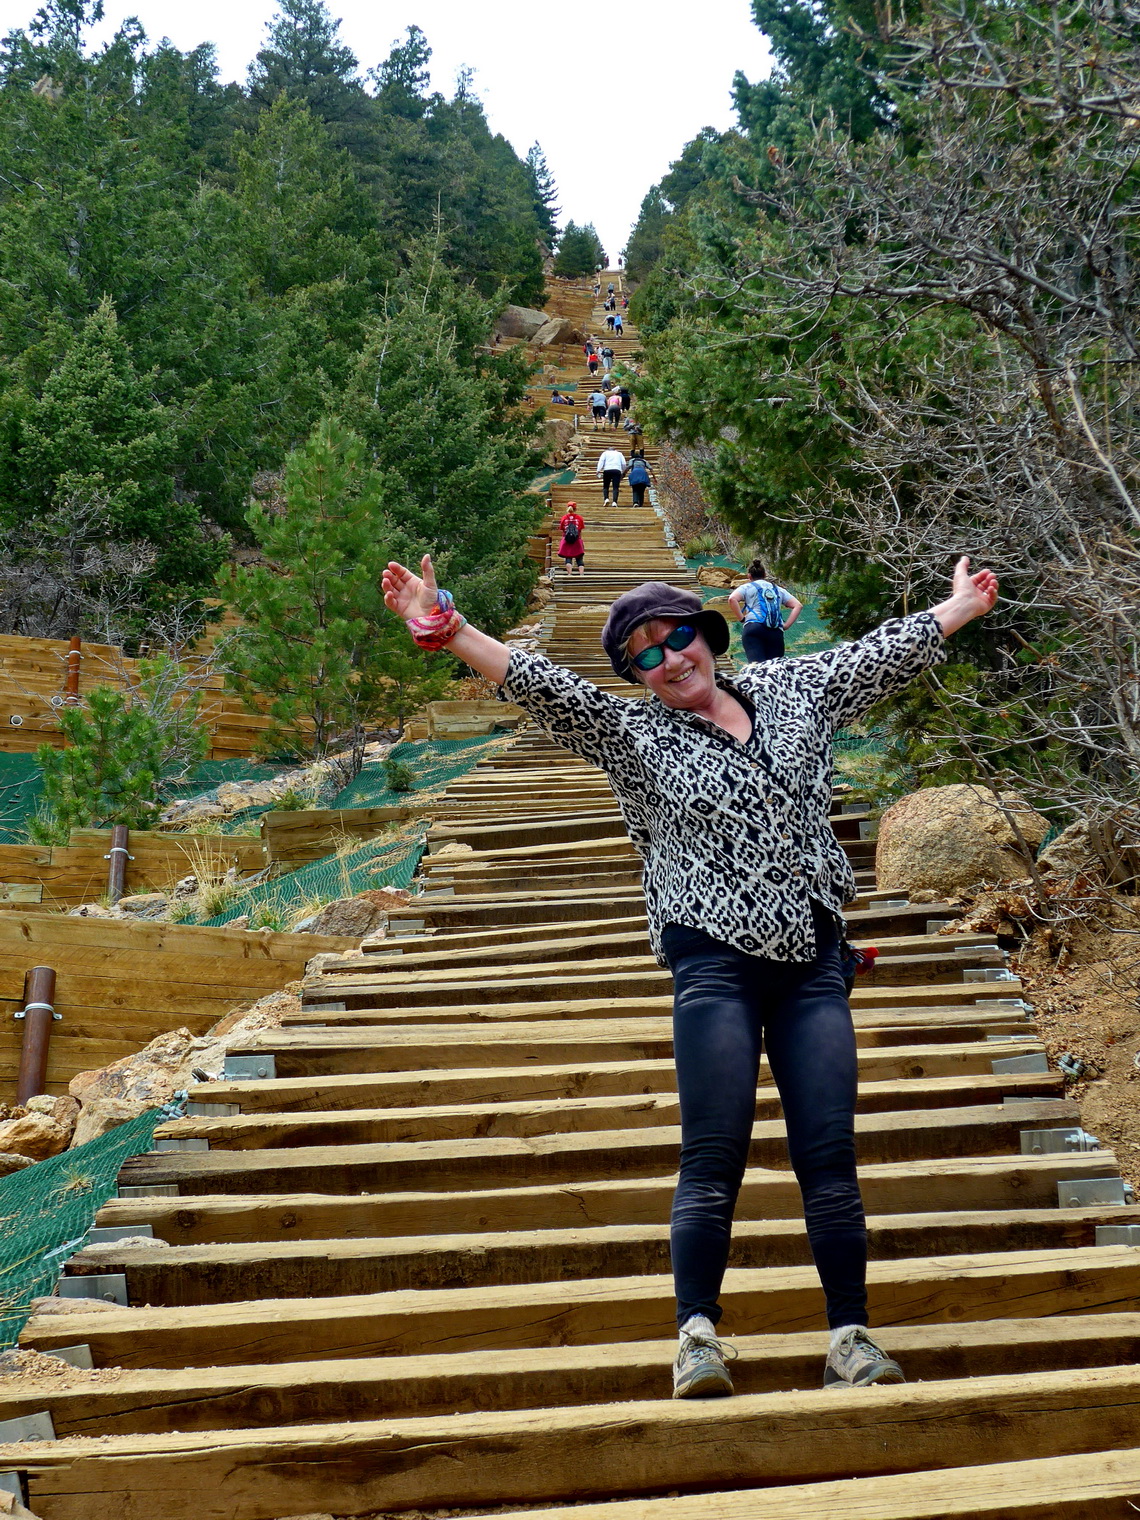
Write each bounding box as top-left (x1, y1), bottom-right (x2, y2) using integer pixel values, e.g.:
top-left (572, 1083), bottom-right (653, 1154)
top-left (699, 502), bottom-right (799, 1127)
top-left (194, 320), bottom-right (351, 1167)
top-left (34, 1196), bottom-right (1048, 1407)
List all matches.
top-left (816, 611), bottom-right (946, 731)
top-left (500, 649), bottom-right (638, 769)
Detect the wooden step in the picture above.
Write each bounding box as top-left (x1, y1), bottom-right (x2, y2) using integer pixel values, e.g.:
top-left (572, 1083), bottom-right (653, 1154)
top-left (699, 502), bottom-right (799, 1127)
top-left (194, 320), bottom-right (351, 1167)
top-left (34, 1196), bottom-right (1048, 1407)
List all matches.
top-left (22, 1249), bottom-right (1140, 1369)
top-left (64, 1206), bottom-right (1135, 1305)
top-left (9, 1366), bottom-right (1140, 1519)
top-left (101, 1152), bottom-right (1119, 1244)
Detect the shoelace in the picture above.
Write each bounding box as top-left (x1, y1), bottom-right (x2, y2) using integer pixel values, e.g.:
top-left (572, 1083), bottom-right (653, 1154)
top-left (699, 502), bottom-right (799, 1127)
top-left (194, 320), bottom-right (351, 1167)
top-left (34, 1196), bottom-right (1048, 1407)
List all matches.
top-left (680, 1330), bottom-right (739, 1366)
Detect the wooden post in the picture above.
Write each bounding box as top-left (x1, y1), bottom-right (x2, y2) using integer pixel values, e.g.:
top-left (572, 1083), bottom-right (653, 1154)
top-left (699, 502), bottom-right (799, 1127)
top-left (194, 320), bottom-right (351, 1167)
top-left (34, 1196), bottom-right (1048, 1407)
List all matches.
top-left (15, 966), bottom-right (58, 1104)
top-left (105, 824), bottom-right (131, 905)
top-left (64, 635), bottom-right (81, 705)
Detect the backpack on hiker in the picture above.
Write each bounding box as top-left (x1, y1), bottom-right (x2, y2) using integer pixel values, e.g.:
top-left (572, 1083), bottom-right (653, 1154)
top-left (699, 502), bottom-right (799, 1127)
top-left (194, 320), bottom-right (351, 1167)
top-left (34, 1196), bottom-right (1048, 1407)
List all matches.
top-left (746, 579), bottom-right (784, 629)
top-left (562, 517), bottom-right (581, 544)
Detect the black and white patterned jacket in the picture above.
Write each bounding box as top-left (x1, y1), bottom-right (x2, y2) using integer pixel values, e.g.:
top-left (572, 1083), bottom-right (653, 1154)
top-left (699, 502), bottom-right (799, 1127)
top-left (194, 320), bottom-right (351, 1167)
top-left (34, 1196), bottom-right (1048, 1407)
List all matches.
top-left (500, 612), bottom-right (946, 965)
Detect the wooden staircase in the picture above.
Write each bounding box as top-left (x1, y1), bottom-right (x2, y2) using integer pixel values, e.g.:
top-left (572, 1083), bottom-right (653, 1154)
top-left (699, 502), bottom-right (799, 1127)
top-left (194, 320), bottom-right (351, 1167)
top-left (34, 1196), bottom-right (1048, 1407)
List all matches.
top-left (4, 276), bottom-right (1140, 1520)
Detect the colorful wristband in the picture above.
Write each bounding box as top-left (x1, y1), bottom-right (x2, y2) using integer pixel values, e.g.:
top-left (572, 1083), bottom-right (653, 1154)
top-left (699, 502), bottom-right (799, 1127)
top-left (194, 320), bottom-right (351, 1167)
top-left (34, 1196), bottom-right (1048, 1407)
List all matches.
top-left (407, 589), bottom-right (467, 652)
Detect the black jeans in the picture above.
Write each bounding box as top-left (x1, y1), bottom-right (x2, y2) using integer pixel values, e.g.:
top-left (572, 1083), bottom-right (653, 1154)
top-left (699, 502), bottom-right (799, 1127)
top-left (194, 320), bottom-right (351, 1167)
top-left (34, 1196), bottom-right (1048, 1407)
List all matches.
top-left (602, 469), bottom-right (622, 501)
top-left (742, 624), bottom-right (785, 662)
top-left (661, 905), bottom-right (866, 1330)
top-left (631, 482), bottom-right (647, 507)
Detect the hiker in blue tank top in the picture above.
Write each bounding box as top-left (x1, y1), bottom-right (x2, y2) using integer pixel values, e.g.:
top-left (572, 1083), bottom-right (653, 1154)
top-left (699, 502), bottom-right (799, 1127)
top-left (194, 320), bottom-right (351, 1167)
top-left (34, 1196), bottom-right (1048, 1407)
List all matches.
top-left (728, 558), bottom-right (803, 663)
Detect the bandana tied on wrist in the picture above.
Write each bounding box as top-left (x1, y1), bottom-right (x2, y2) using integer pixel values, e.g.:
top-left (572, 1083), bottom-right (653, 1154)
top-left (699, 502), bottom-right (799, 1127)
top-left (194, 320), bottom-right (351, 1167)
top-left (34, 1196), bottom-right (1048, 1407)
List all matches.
top-left (407, 588), bottom-right (466, 651)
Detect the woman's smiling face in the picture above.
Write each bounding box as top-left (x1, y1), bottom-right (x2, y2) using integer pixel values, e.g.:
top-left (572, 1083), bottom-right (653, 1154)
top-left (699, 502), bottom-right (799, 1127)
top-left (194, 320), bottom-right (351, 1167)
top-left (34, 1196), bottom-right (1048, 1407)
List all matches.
top-left (627, 618), bottom-right (718, 710)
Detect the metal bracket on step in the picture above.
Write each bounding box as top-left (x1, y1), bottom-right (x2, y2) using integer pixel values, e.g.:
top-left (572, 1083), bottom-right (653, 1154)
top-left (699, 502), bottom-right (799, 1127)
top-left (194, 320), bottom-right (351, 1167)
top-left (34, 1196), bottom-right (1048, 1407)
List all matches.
top-left (116, 1183), bottom-right (179, 1198)
top-left (1095, 1224), bottom-right (1140, 1245)
top-left (964, 967), bottom-right (1018, 983)
top-left (0, 1413), bottom-right (54, 1443)
top-left (1059, 1177), bottom-right (1132, 1208)
top-left (151, 1137), bottom-right (208, 1153)
top-left (992, 1053), bottom-right (1050, 1075)
top-left (978, 998), bottom-right (1035, 1014)
top-left (1021, 1126), bottom-right (1099, 1155)
top-left (56, 1274), bottom-right (128, 1305)
top-left (857, 820), bottom-right (878, 840)
top-left (185, 1101), bottom-right (240, 1117)
top-left (223, 1054), bottom-right (276, 1081)
top-left (926, 919), bottom-right (955, 934)
top-left (42, 1344), bottom-right (94, 1369)
top-left (87, 1225), bottom-right (153, 1245)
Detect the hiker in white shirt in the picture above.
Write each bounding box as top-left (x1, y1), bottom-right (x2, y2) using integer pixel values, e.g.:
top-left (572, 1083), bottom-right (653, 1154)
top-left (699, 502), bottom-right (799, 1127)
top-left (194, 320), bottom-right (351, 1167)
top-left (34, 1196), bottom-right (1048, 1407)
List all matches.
top-left (597, 446), bottom-right (627, 504)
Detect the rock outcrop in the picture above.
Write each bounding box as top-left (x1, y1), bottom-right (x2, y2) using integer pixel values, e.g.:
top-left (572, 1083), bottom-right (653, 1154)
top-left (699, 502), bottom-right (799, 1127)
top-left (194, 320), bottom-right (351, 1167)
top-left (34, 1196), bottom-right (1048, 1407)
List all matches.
top-left (494, 304), bottom-right (549, 340)
top-left (530, 315), bottom-right (577, 347)
top-left (876, 785), bottom-right (1049, 897)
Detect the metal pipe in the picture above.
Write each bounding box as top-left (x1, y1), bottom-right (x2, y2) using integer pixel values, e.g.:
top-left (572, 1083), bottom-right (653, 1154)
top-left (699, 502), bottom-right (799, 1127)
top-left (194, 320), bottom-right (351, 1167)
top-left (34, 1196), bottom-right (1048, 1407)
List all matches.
top-left (15, 966), bottom-right (59, 1105)
top-left (64, 636), bottom-right (81, 705)
top-left (105, 824), bottom-right (130, 905)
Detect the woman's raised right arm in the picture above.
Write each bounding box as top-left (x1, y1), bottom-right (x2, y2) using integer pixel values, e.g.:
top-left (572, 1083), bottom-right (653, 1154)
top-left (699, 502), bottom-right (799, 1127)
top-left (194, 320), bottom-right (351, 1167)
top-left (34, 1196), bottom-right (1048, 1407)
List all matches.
top-left (382, 554), bottom-right (637, 769)
top-left (382, 555), bottom-right (511, 685)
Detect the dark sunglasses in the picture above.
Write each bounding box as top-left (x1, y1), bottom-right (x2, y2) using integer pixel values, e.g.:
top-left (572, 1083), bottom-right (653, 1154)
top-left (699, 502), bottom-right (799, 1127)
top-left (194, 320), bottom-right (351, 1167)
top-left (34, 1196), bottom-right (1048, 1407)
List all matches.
top-left (630, 623), bottom-right (698, 672)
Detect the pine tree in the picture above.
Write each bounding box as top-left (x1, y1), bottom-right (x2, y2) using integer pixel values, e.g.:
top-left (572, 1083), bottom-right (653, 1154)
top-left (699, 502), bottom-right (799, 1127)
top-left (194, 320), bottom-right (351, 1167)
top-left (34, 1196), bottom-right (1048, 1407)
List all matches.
top-left (219, 418), bottom-right (450, 764)
top-left (553, 222), bottom-right (607, 277)
top-left (32, 687), bottom-right (177, 842)
top-left (248, 0), bottom-right (362, 123)
top-left (17, 298), bottom-right (224, 608)
top-left (341, 253), bottom-right (542, 637)
top-left (524, 142), bottom-right (560, 238)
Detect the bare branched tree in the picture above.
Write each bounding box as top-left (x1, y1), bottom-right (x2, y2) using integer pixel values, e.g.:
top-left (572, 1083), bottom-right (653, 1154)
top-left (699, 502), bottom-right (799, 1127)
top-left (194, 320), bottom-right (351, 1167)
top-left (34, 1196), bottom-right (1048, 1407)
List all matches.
top-left (714, 0), bottom-right (1140, 894)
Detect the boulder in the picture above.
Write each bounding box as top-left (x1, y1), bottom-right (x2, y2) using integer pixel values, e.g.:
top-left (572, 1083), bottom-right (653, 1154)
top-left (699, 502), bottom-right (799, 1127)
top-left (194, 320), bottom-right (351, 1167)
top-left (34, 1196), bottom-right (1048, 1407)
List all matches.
top-left (357, 887), bottom-right (411, 912)
top-left (0, 1152), bottom-right (35, 1178)
top-left (25, 1093), bottom-right (79, 1136)
top-left (0, 1112), bottom-right (71, 1161)
top-left (876, 785), bottom-right (1050, 897)
top-left (530, 316), bottom-right (577, 347)
top-left (70, 1095), bottom-right (147, 1148)
top-left (695, 564), bottom-right (747, 589)
top-left (1037, 820), bottom-right (1096, 878)
top-left (494, 304), bottom-right (549, 340)
top-left (541, 416), bottom-right (575, 462)
top-left (69, 1027), bottom-right (194, 1111)
top-left (118, 893), bottom-right (167, 915)
top-left (296, 896), bottom-right (387, 939)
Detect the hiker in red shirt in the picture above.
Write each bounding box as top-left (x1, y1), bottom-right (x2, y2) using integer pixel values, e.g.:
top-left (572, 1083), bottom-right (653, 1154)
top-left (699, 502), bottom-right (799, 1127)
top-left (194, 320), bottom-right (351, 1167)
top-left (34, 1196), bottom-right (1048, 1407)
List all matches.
top-left (558, 504), bottom-right (586, 577)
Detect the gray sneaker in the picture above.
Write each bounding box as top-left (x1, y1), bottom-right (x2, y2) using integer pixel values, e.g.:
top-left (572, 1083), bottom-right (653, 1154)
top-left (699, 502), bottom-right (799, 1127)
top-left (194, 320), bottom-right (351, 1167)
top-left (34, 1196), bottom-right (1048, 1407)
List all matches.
top-left (824, 1326), bottom-right (905, 1389)
top-left (672, 1314), bottom-right (737, 1399)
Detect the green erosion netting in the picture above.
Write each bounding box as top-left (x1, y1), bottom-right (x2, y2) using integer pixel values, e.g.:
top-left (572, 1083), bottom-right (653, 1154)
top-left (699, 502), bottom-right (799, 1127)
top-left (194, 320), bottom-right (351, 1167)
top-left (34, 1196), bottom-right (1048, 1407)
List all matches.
top-left (332, 736), bottom-right (512, 808)
top-left (197, 821), bottom-right (430, 927)
top-left (0, 754), bottom-right (44, 844)
top-left (195, 734), bottom-right (515, 928)
top-left (0, 1099), bottom-right (184, 1349)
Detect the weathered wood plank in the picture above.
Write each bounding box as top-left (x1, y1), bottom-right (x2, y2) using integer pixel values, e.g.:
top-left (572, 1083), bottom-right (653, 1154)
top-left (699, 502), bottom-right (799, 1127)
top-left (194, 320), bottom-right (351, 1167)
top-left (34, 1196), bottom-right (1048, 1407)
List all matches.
top-left (13, 1366), bottom-right (1140, 1520)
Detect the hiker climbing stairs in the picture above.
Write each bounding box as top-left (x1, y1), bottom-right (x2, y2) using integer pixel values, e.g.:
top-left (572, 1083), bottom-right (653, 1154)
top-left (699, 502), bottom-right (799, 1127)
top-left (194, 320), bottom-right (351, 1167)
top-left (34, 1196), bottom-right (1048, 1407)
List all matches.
top-left (2, 275), bottom-right (1139, 1520)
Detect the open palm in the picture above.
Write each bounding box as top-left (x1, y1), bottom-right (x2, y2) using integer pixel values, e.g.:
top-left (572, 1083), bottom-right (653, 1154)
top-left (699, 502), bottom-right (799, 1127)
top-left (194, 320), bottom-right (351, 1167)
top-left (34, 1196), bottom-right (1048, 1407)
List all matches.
top-left (382, 555), bottom-right (439, 620)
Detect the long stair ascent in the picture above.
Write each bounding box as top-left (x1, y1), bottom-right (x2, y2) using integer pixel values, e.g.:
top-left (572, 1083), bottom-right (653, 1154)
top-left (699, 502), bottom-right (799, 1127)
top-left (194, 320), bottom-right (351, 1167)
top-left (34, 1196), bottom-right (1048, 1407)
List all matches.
top-left (4, 279), bottom-right (1140, 1520)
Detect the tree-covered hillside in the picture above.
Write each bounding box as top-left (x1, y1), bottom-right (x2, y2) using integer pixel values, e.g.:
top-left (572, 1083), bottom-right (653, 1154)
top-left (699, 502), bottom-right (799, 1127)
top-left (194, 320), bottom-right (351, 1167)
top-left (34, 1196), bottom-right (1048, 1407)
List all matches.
top-left (0, 0), bottom-right (554, 638)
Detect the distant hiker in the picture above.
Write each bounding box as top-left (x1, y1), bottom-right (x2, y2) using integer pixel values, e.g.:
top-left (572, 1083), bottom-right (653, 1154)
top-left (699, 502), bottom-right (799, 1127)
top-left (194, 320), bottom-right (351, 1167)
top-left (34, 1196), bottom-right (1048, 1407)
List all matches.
top-left (593, 281), bottom-right (601, 297)
top-left (587, 352), bottom-right (600, 375)
top-left (597, 444), bottom-right (627, 503)
top-left (606, 390), bottom-right (623, 428)
top-left (728, 558), bottom-right (804, 663)
top-left (628, 453), bottom-right (653, 507)
top-left (605, 313), bottom-right (616, 331)
top-left (558, 504), bottom-right (586, 577)
top-left (624, 419), bottom-right (645, 447)
top-left (550, 389), bottom-right (574, 406)
top-left (600, 344), bottom-right (615, 372)
top-left (384, 552), bottom-right (1000, 1401)
top-left (619, 384), bottom-right (631, 412)
top-left (614, 312), bottom-right (624, 334)
top-left (622, 295), bottom-right (629, 309)
top-left (585, 340), bottom-right (596, 356)
top-left (607, 282), bottom-right (615, 295)
top-left (589, 389), bottom-right (607, 429)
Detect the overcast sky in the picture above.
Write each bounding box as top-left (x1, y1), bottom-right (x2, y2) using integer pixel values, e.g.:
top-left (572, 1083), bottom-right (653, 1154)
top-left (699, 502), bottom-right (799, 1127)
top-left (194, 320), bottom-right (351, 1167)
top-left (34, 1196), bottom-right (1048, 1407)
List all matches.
top-left (79, 0), bottom-right (772, 259)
